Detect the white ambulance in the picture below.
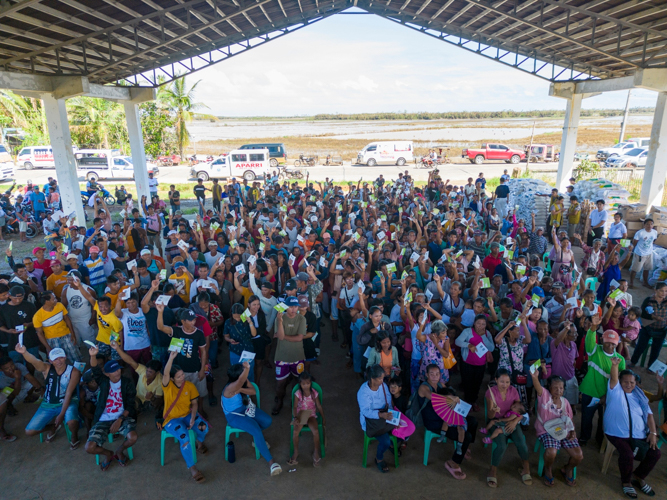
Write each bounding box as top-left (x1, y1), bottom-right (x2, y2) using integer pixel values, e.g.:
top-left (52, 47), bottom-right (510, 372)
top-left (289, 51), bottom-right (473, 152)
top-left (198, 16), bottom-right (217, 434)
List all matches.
top-left (191, 148), bottom-right (270, 181)
top-left (357, 141), bottom-right (414, 166)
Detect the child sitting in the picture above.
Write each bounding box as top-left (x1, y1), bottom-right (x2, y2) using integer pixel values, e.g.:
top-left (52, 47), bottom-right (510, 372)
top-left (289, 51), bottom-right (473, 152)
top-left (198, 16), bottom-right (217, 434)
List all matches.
top-left (480, 401), bottom-right (525, 444)
top-left (288, 372), bottom-right (324, 467)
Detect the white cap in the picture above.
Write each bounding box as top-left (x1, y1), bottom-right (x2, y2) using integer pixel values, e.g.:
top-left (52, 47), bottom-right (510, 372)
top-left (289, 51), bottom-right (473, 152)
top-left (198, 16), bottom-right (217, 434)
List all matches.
top-left (333, 225), bottom-right (340, 231)
top-left (140, 249), bottom-right (151, 256)
top-left (48, 348), bottom-right (66, 361)
top-left (167, 230), bottom-right (178, 236)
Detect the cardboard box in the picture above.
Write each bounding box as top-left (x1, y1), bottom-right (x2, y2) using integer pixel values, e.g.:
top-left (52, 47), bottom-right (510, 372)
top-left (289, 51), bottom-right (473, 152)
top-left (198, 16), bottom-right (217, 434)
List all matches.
top-left (656, 234), bottom-right (667, 248)
top-left (650, 213), bottom-right (667, 226)
top-left (626, 221), bottom-right (644, 230)
top-left (619, 204), bottom-right (648, 222)
top-left (655, 226), bottom-right (667, 236)
top-left (626, 229), bottom-right (638, 239)
top-left (650, 206), bottom-right (667, 215)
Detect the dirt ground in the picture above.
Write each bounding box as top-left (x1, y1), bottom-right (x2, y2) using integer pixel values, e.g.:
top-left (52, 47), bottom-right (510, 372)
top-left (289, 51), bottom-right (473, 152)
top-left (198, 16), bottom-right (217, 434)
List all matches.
top-left (1, 247), bottom-right (665, 500)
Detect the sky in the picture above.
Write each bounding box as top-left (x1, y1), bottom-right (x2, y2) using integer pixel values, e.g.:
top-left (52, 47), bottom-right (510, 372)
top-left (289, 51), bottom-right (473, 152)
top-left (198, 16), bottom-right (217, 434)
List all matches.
top-left (191, 8), bottom-right (659, 117)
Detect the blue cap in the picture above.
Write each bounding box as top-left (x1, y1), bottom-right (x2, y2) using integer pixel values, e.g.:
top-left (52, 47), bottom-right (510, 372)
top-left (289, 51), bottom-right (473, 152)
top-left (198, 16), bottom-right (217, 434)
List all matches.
top-left (103, 360), bottom-right (121, 373)
top-left (532, 286), bottom-right (545, 298)
top-left (173, 262), bottom-right (185, 269)
top-left (285, 296), bottom-right (299, 307)
top-left (436, 266), bottom-right (447, 277)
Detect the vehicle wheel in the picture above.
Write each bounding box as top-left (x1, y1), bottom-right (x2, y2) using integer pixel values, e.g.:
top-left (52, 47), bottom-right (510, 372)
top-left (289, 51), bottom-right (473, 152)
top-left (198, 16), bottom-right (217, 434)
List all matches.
top-left (396, 157), bottom-right (406, 166)
top-left (294, 160), bottom-right (302, 167)
top-left (474, 155), bottom-right (484, 165)
top-left (105, 195), bottom-right (116, 205)
top-left (24, 162), bottom-right (34, 170)
top-left (26, 224), bottom-right (37, 238)
top-left (243, 170), bottom-right (256, 181)
top-left (87, 172), bottom-right (99, 182)
top-left (367, 158), bottom-right (377, 167)
top-left (197, 171), bottom-right (209, 181)
top-left (81, 194), bottom-right (88, 204)
top-left (469, 160), bottom-right (475, 164)
top-left (270, 158), bottom-right (278, 168)
top-left (308, 160), bottom-right (315, 167)
top-left (296, 171), bottom-right (304, 179)
top-left (629, 163), bottom-right (637, 169)
top-left (510, 155), bottom-right (520, 164)
top-left (278, 173), bottom-right (285, 180)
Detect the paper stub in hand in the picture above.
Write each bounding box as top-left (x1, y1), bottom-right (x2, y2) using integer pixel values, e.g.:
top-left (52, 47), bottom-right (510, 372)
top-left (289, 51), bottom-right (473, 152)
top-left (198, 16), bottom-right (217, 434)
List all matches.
top-left (235, 264), bottom-right (245, 274)
top-left (156, 295), bottom-right (171, 306)
top-left (168, 338), bottom-right (184, 352)
top-left (363, 346), bottom-right (372, 358)
top-left (480, 278), bottom-right (490, 288)
top-left (177, 240), bottom-right (189, 251)
top-left (425, 289), bottom-right (434, 302)
top-left (609, 279), bottom-right (620, 289)
top-left (530, 359), bottom-right (542, 374)
top-left (274, 302), bottom-right (289, 313)
top-left (387, 410), bottom-right (401, 426)
top-left (357, 280), bottom-right (365, 292)
top-left (386, 262), bottom-right (397, 273)
top-left (305, 227), bottom-right (312, 235)
top-left (377, 231), bottom-right (386, 240)
top-left (289, 255), bottom-right (296, 265)
top-left (474, 342), bottom-right (489, 358)
top-left (84, 340), bottom-right (97, 349)
top-left (119, 209), bottom-right (126, 218)
top-left (126, 259), bottom-right (137, 270)
top-left (410, 252), bottom-right (420, 262)
top-left (238, 350), bottom-right (256, 364)
top-left (18, 333), bottom-right (23, 346)
top-left (1, 387), bottom-right (14, 396)
top-left (566, 297), bottom-right (578, 306)
top-left (319, 256), bottom-right (327, 267)
top-left (16, 324), bottom-right (24, 332)
top-left (609, 288), bottom-right (623, 300)
top-left (453, 400), bottom-right (472, 418)
top-left (247, 255), bottom-right (257, 266)
top-left (240, 308), bottom-right (252, 322)
top-left (531, 293), bottom-right (540, 306)
top-left (649, 359), bottom-right (667, 376)
top-left (537, 269), bottom-right (544, 281)
top-left (121, 287), bottom-right (132, 300)
top-left (587, 397), bottom-right (600, 408)
top-left (620, 239), bottom-right (631, 248)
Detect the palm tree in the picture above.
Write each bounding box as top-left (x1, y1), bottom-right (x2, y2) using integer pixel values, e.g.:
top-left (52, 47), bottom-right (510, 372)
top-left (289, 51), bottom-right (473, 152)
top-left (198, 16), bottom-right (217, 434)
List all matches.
top-left (159, 75), bottom-right (208, 158)
top-left (68, 97), bottom-right (126, 149)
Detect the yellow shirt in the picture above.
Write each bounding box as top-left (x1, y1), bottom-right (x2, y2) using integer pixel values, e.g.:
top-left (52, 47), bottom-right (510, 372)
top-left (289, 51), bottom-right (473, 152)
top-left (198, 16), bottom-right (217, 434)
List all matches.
top-left (33, 303), bottom-right (70, 340)
top-left (106, 286), bottom-right (130, 309)
top-left (568, 202), bottom-right (581, 224)
top-left (46, 271), bottom-right (68, 298)
top-left (94, 302), bottom-right (123, 345)
top-left (240, 286), bottom-right (253, 308)
top-left (135, 364), bottom-right (164, 403)
top-left (163, 380), bottom-right (199, 425)
top-left (169, 273), bottom-right (192, 304)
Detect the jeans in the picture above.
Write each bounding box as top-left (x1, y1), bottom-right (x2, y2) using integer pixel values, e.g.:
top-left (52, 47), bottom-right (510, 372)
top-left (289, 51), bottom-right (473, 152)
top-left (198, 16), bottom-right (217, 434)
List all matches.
top-left (209, 339), bottom-right (219, 367)
top-left (491, 425), bottom-right (530, 466)
top-left (26, 400), bottom-right (79, 431)
top-left (164, 414), bottom-right (209, 468)
top-left (374, 432), bottom-right (392, 461)
top-left (606, 434), bottom-right (662, 484)
top-left (580, 393), bottom-right (604, 444)
top-left (229, 352), bottom-right (254, 382)
top-left (226, 408), bottom-right (273, 462)
top-left (630, 326), bottom-right (667, 368)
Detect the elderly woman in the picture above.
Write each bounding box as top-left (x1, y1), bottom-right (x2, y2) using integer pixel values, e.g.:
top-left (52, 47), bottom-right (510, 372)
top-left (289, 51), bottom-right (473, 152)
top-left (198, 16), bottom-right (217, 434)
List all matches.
top-left (485, 368), bottom-right (531, 488)
top-left (357, 364), bottom-right (396, 473)
top-left (604, 357), bottom-right (660, 498)
top-left (455, 314), bottom-right (495, 409)
top-left (530, 368), bottom-right (582, 487)
top-left (574, 234), bottom-right (606, 276)
top-left (418, 319), bottom-right (451, 385)
top-left (494, 314), bottom-right (531, 404)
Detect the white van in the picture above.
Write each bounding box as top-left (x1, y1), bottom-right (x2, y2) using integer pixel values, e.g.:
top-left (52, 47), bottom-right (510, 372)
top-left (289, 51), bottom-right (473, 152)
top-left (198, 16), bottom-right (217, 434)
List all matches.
top-left (0, 144), bottom-right (15, 182)
top-left (357, 141), bottom-right (413, 166)
top-left (75, 149), bottom-right (159, 181)
top-left (191, 148), bottom-right (270, 181)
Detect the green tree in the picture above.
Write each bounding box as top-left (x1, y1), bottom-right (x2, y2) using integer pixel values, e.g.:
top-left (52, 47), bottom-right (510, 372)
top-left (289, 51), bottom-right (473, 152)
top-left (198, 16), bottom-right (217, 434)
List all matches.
top-left (159, 75), bottom-right (208, 158)
top-left (68, 97), bottom-right (128, 150)
top-left (140, 101), bottom-right (177, 158)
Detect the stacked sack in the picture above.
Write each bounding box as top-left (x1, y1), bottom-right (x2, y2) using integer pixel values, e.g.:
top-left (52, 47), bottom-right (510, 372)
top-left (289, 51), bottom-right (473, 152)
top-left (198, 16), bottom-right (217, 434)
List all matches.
top-left (506, 178), bottom-right (553, 226)
top-left (572, 178), bottom-right (631, 234)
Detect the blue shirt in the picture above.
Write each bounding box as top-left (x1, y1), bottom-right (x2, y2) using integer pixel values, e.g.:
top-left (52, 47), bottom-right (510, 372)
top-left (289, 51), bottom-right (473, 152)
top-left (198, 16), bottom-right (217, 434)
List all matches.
top-left (30, 191), bottom-right (46, 211)
top-left (357, 381), bottom-right (390, 431)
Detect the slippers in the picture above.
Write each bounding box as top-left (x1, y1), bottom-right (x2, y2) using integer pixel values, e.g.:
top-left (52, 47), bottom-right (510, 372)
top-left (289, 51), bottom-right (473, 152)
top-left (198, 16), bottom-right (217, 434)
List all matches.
top-left (114, 453), bottom-right (128, 467)
top-left (286, 458), bottom-right (298, 466)
top-left (487, 476), bottom-right (497, 488)
top-left (479, 428), bottom-right (488, 435)
top-left (46, 424), bottom-right (61, 442)
top-left (623, 486), bottom-right (638, 499)
top-left (631, 479), bottom-right (655, 497)
top-left (197, 443), bottom-right (209, 455)
top-left (375, 459), bottom-right (389, 473)
top-left (69, 440), bottom-right (80, 451)
top-left (270, 463), bottom-right (283, 476)
top-left (518, 468), bottom-right (532, 485)
top-left (560, 467), bottom-right (576, 487)
top-left (444, 462), bottom-right (466, 480)
top-left (313, 453), bottom-right (321, 468)
top-left (191, 471), bottom-right (205, 483)
top-left (482, 437), bottom-right (493, 445)
top-left (1, 434), bottom-right (17, 442)
top-left (99, 457), bottom-right (112, 471)
top-left (544, 475), bottom-right (555, 487)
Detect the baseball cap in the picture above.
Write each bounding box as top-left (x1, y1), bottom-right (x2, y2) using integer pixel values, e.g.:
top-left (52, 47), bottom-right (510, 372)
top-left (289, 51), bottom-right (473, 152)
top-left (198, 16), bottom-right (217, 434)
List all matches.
top-left (207, 240), bottom-right (218, 247)
top-left (140, 249), bottom-right (151, 256)
top-left (48, 348), bottom-right (66, 361)
top-left (180, 309), bottom-right (196, 321)
top-left (66, 253), bottom-right (78, 261)
top-left (532, 286), bottom-right (545, 298)
top-left (297, 295), bottom-right (309, 308)
top-left (173, 262), bottom-right (185, 269)
top-left (332, 225), bottom-right (341, 231)
top-left (285, 296), bottom-right (300, 307)
top-left (436, 266), bottom-right (447, 277)
top-left (82, 369), bottom-right (94, 384)
top-left (167, 230), bottom-right (178, 236)
top-left (103, 360), bottom-right (121, 373)
top-left (9, 286), bottom-right (24, 297)
top-left (552, 281), bottom-right (564, 288)
top-left (295, 272), bottom-right (309, 282)
top-left (89, 246), bottom-right (100, 254)
top-left (32, 247), bottom-right (46, 255)
top-left (260, 280), bottom-right (273, 289)
top-left (602, 329), bottom-right (620, 346)
top-left (285, 279), bottom-right (297, 291)
top-left (49, 260), bottom-right (61, 267)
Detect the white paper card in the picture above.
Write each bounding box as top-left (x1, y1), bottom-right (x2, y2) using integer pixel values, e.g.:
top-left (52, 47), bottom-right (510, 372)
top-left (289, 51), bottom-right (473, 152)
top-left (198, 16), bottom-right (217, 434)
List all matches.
top-left (410, 252), bottom-right (420, 262)
top-left (177, 240), bottom-right (189, 251)
top-left (387, 410), bottom-right (401, 426)
top-left (649, 359), bottom-right (667, 376)
top-left (566, 297), bottom-right (578, 306)
top-left (239, 350), bottom-right (256, 364)
top-left (453, 400), bottom-right (472, 418)
top-left (156, 295), bottom-right (171, 305)
top-left (126, 259), bottom-right (137, 270)
top-left (18, 333), bottom-right (23, 346)
top-left (247, 255), bottom-right (257, 266)
top-left (235, 264), bottom-right (245, 274)
top-left (425, 289), bottom-right (434, 302)
top-left (474, 342), bottom-right (489, 358)
top-left (121, 287), bottom-right (131, 300)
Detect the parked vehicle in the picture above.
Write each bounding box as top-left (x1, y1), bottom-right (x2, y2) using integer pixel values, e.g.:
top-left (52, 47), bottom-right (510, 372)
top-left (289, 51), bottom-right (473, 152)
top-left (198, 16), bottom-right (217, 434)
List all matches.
top-left (191, 148), bottom-right (270, 181)
top-left (0, 128), bottom-right (25, 153)
top-left (524, 144), bottom-right (557, 162)
top-left (605, 147), bottom-right (648, 169)
top-left (596, 137), bottom-right (649, 161)
top-left (81, 187), bottom-right (116, 206)
top-left (277, 165), bottom-right (305, 180)
top-left (356, 141), bottom-right (413, 167)
top-left (0, 144), bottom-right (15, 182)
top-left (239, 143), bottom-right (286, 168)
top-left (294, 154), bottom-right (317, 167)
top-left (156, 154), bottom-right (181, 166)
top-left (462, 143), bottom-right (524, 165)
top-left (75, 149), bottom-right (159, 181)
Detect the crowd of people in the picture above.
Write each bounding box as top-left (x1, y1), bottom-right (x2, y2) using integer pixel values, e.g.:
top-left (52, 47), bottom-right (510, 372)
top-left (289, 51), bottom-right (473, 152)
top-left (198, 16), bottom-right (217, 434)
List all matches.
top-left (0, 168), bottom-right (665, 496)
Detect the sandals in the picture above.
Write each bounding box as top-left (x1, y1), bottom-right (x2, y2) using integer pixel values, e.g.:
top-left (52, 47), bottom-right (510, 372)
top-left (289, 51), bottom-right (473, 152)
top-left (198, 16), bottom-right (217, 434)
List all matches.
top-left (114, 453), bottom-right (128, 467)
top-left (486, 476), bottom-right (497, 488)
top-left (286, 458), bottom-right (298, 466)
top-left (46, 424), bottom-right (62, 442)
top-left (1, 434), bottom-right (17, 442)
top-left (623, 486), bottom-right (638, 499)
top-left (631, 479), bottom-right (655, 497)
top-left (444, 461), bottom-right (466, 480)
top-left (518, 468), bottom-right (532, 485)
top-left (69, 440), bottom-right (80, 451)
top-left (99, 457), bottom-right (112, 471)
top-left (191, 471), bottom-right (205, 483)
top-left (270, 463), bottom-right (283, 476)
top-left (375, 459), bottom-right (389, 473)
top-left (482, 437), bottom-right (493, 445)
top-left (561, 467), bottom-right (576, 487)
top-left (313, 453), bottom-right (321, 468)
top-left (479, 428), bottom-right (488, 435)
top-left (543, 475), bottom-right (555, 487)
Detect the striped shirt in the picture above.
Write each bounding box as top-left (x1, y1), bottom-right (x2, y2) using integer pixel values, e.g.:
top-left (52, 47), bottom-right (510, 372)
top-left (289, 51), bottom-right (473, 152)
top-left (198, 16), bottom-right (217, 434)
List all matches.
top-left (85, 257), bottom-right (106, 286)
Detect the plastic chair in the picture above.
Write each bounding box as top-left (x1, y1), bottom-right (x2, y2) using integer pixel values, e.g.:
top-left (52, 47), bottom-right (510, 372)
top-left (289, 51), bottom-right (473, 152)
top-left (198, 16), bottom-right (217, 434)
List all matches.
top-left (534, 439), bottom-right (576, 478)
top-left (160, 428), bottom-right (196, 466)
top-left (584, 277), bottom-right (597, 291)
top-left (362, 432), bottom-right (399, 468)
top-left (601, 437), bottom-right (616, 474)
top-left (39, 424), bottom-right (72, 443)
top-left (423, 429), bottom-right (447, 466)
top-left (225, 382), bottom-right (261, 462)
top-left (657, 400), bottom-right (667, 450)
top-left (289, 381), bottom-right (325, 459)
top-left (96, 433), bottom-right (134, 465)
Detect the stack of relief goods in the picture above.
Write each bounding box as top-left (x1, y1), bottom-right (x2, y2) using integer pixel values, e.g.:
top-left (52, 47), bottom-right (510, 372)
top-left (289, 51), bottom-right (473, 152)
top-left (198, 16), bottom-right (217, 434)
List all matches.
top-left (506, 178), bottom-right (552, 227)
top-left (573, 179), bottom-right (631, 235)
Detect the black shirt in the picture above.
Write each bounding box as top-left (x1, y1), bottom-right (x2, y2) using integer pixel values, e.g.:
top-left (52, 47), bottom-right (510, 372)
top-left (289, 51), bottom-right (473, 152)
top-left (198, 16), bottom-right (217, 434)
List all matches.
top-left (0, 301), bottom-right (38, 350)
top-left (171, 326), bottom-right (206, 373)
top-left (495, 184), bottom-right (510, 199)
top-left (146, 307), bottom-right (176, 347)
top-left (193, 185), bottom-right (207, 200)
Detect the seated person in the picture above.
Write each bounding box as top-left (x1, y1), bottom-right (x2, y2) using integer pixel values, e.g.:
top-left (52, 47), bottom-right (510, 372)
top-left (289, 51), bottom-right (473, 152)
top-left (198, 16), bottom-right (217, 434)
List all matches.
top-left (115, 186), bottom-right (128, 204)
top-left (0, 356), bottom-right (44, 415)
top-left (78, 369), bottom-right (100, 431)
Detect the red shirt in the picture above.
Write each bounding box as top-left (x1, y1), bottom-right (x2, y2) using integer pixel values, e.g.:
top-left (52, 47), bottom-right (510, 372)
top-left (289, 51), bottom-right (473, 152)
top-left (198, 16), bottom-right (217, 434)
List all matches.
top-left (482, 254), bottom-right (502, 278)
top-left (33, 258), bottom-right (53, 278)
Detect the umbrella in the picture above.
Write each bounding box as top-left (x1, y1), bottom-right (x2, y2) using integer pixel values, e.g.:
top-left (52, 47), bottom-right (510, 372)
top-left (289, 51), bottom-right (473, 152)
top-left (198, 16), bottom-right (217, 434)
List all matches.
top-left (431, 394), bottom-right (466, 427)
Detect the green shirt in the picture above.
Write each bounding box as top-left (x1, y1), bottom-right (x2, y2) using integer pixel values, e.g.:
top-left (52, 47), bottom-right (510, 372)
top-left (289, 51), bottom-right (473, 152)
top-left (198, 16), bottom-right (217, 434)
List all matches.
top-left (579, 329), bottom-right (626, 398)
top-left (274, 313), bottom-right (307, 363)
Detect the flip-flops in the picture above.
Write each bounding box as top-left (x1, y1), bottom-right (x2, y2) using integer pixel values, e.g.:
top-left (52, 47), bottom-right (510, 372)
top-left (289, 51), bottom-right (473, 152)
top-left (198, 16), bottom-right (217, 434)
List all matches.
top-left (1, 434), bottom-right (17, 442)
top-left (561, 467), bottom-right (576, 487)
top-left (286, 458), bottom-right (298, 466)
top-left (69, 440), bottom-right (80, 451)
top-left (375, 459), bottom-right (389, 473)
top-left (486, 477), bottom-right (497, 488)
top-left (99, 457), bottom-right (112, 471)
top-left (631, 479), bottom-right (655, 497)
top-left (46, 424), bottom-right (62, 442)
top-left (114, 453), bottom-right (128, 467)
top-left (312, 453), bottom-right (321, 467)
top-left (444, 462), bottom-right (466, 480)
top-left (544, 475), bottom-right (555, 487)
top-left (518, 468), bottom-right (532, 485)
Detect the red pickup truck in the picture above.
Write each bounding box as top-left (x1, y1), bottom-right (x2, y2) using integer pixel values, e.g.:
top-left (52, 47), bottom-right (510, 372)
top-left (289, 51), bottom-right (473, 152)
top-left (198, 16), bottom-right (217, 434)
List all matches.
top-left (462, 144), bottom-right (525, 165)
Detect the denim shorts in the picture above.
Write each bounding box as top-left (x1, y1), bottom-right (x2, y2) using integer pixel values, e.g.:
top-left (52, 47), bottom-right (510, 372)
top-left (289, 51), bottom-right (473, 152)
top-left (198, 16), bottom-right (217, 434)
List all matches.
top-left (25, 400), bottom-right (80, 431)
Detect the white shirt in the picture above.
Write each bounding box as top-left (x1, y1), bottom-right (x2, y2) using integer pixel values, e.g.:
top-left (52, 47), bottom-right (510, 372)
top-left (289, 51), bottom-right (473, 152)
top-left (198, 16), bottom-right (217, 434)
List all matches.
top-left (148, 178), bottom-right (158, 191)
top-left (589, 209), bottom-right (607, 228)
top-left (633, 228), bottom-right (658, 257)
top-left (99, 380), bottom-right (125, 421)
top-left (120, 308), bottom-right (150, 351)
top-left (608, 221), bottom-right (627, 239)
top-left (603, 381), bottom-right (651, 439)
top-left (190, 278), bottom-right (219, 301)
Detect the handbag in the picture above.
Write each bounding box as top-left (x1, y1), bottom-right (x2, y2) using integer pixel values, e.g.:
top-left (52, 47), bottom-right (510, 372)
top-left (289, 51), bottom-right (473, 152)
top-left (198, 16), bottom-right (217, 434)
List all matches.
top-left (244, 398), bottom-right (257, 418)
top-left (624, 391), bottom-right (650, 462)
top-left (391, 408), bottom-right (416, 440)
top-left (537, 413), bottom-right (573, 441)
top-left (443, 345), bottom-right (457, 369)
top-left (365, 384), bottom-right (395, 438)
top-left (505, 337), bottom-right (527, 386)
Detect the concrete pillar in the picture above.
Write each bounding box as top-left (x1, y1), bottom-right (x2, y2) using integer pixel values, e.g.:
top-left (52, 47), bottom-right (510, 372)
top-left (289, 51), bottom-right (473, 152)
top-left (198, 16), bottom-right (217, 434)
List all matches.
top-left (640, 91), bottom-right (667, 210)
top-left (555, 93), bottom-right (583, 192)
top-left (41, 94), bottom-right (87, 227)
top-left (123, 102), bottom-right (151, 206)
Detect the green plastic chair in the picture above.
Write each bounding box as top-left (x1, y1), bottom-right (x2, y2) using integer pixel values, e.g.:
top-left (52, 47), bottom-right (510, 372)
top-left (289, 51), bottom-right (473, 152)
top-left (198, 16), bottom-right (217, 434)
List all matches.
top-left (657, 400), bottom-right (667, 450)
top-left (532, 400), bottom-right (576, 478)
top-left (362, 432), bottom-right (399, 468)
top-left (290, 381), bottom-right (325, 459)
top-left (96, 433), bottom-right (134, 465)
top-left (423, 429), bottom-right (447, 466)
top-left (39, 424), bottom-right (72, 443)
top-left (225, 382), bottom-right (261, 461)
top-left (160, 428), bottom-right (196, 466)
top-left (584, 277), bottom-right (598, 291)
top-left (639, 339), bottom-right (667, 367)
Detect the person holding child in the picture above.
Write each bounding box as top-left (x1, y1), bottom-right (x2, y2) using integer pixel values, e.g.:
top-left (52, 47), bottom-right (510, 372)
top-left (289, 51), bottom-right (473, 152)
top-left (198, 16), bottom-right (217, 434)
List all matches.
top-left (287, 372), bottom-right (324, 467)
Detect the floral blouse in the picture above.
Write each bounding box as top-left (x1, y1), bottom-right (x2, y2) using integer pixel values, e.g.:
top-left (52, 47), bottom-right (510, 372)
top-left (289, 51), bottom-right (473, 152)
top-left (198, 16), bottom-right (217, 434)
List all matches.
top-left (498, 335), bottom-right (525, 373)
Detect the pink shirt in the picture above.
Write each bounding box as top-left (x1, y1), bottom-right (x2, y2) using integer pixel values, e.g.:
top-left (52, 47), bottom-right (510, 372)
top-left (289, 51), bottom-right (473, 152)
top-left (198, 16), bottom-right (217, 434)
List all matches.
top-left (535, 388), bottom-right (573, 436)
top-left (485, 385), bottom-right (520, 419)
top-left (466, 331), bottom-right (487, 366)
top-left (295, 388), bottom-right (318, 413)
top-left (623, 317), bottom-right (640, 341)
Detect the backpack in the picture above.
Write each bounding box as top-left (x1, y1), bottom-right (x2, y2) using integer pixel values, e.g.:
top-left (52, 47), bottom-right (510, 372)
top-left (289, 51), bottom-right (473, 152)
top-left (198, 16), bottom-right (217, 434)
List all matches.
top-left (405, 384), bottom-right (430, 429)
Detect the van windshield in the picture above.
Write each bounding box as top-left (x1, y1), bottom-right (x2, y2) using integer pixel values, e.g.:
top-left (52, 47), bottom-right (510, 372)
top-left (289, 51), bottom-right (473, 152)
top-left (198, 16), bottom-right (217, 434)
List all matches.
top-left (365, 146), bottom-right (377, 152)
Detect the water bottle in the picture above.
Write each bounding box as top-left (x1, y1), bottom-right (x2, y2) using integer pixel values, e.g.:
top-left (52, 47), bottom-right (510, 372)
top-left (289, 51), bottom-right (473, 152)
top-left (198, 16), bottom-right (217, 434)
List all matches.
top-left (227, 441), bottom-right (236, 463)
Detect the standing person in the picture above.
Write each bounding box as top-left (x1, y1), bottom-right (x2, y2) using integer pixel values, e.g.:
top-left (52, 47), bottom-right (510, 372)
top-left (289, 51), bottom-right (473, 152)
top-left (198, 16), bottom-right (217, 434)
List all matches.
top-left (84, 246), bottom-right (107, 297)
top-left (18, 345), bottom-right (81, 448)
top-left (33, 291), bottom-right (82, 364)
top-left (271, 297), bottom-right (307, 415)
top-left (193, 179), bottom-right (208, 216)
top-left (629, 282), bottom-right (667, 369)
top-left (604, 357), bottom-right (661, 498)
top-left (455, 314), bottom-right (495, 410)
top-left (61, 272), bottom-right (97, 349)
top-left (148, 172), bottom-right (159, 199)
top-left (588, 199), bottom-right (607, 246)
top-left (76, 285), bottom-right (122, 361)
top-left (162, 349), bottom-right (209, 482)
top-left (83, 346), bottom-right (138, 471)
top-left (0, 285), bottom-right (38, 366)
top-left (114, 292), bottom-right (151, 368)
top-left (629, 218), bottom-right (658, 289)
top-left (551, 321), bottom-right (579, 408)
top-left (492, 177), bottom-right (510, 220)
top-left (211, 179), bottom-right (222, 214)
top-left (168, 185), bottom-right (180, 214)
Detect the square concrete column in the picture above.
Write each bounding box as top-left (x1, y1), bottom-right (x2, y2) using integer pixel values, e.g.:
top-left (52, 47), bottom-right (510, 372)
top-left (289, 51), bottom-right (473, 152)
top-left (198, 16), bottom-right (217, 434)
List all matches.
top-left (640, 91), bottom-right (667, 210)
top-left (555, 93), bottom-right (583, 191)
top-left (41, 94), bottom-right (87, 227)
top-left (124, 102), bottom-right (151, 206)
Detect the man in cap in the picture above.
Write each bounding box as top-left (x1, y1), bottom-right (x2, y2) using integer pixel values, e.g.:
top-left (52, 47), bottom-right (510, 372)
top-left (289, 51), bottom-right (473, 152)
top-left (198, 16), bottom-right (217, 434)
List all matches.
top-left (64, 252), bottom-right (89, 285)
top-left (32, 246), bottom-right (53, 280)
top-left (203, 239), bottom-right (222, 269)
top-left (0, 285), bottom-right (39, 365)
top-left (164, 230), bottom-right (182, 264)
top-left (189, 262), bottom-right (219, 303)
top-left (33, 291), bottom-right (81, 364)
top-left (271, 296), bottom-right (307, 415)
top-left (18, 344), bottom-right (81, 448)
top-left (46, 260), bottom-right (68, 298)
top-left (84, 345), bottom-right (138, 470)
top-left (85, 245), bottom-right (107, 296)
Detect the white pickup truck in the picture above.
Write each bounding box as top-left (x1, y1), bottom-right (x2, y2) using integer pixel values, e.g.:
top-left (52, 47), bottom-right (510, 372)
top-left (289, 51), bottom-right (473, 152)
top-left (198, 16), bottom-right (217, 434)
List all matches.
top-left (596, 137), bottom-right (649, 161)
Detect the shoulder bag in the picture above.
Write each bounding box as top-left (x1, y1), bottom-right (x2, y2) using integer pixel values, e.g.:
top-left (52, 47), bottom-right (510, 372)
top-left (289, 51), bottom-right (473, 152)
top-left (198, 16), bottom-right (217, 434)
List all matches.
top-left (365, 384), bottom-right (395, 438)
top-left (505, 337), bottom-right (527, 386)
top-left (157, 382), bottom-right (185, 430)
top-left (624, 391), bottom-right (650, 462)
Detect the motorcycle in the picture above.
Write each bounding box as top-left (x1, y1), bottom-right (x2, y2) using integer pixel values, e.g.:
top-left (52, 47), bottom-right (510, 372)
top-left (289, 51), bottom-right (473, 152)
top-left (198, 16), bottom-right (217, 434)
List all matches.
top-left (277, 165), bottom-right (305, 180)
top-left (294, 154), bottom-right (317, 167)
top-left (81, 188), bottom-right (116, 206)
top-left (419, 156), bottom-right (438, 168)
